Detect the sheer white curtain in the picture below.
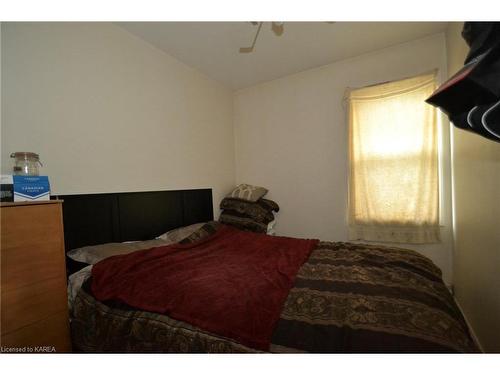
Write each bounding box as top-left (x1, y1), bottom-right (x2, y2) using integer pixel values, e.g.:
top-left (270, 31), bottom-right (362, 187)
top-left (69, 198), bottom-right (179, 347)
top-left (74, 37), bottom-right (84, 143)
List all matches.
top-left (347, 72), bottom-right (440, 244)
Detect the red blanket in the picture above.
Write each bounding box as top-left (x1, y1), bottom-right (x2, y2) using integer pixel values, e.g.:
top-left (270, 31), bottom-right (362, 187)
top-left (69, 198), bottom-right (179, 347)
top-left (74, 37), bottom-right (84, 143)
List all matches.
top-left (91, 225), bottom-right (318, 350)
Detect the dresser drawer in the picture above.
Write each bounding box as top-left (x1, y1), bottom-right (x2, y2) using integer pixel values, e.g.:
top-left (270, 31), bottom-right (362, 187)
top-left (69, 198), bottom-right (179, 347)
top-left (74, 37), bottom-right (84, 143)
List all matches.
top-left (1, 311), bottom-right (71, 353)
top-left (1, 243), bottom-right (66, 293)
top-left (1, 204), bottom-right (64, 248)
top-left (1, 276), bottom-right (68, 334)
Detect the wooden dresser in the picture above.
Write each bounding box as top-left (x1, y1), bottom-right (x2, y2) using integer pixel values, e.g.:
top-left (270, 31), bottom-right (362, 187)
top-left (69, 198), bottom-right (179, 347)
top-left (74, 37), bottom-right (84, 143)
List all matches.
top-left (1, 200), bottom-right (71, 352)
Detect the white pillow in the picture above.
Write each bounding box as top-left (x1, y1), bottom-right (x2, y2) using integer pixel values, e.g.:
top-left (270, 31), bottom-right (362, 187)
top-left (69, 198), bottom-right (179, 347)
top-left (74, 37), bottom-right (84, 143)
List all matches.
top-left (67, 238), bottom-right (171, 265)
top-left (157, 222), bottom-right (206, 242)
top-left (67, 222), bottom-right (207, 265)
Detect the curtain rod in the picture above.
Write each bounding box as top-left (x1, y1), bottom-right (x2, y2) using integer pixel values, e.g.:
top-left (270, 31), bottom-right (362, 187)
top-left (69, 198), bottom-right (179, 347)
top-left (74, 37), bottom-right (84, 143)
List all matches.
top-left (348, 68), bottom-right (438, 91)
top-left (342, 69), bottom-right (439, 107)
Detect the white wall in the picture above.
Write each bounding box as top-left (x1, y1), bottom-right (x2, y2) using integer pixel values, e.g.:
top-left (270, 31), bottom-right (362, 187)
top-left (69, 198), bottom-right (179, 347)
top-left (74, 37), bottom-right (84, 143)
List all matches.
top-left (233, 33), bottom-right (454, 284)
top-left (1, 23), bottom-right (235, 215)
top-left (446, 22), bottom-right (500, 353)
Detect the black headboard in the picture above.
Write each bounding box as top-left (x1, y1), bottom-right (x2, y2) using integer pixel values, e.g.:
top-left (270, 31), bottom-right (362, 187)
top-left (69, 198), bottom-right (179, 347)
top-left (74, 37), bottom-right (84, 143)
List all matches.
top-left (55, 189), bottom-right (213, 274)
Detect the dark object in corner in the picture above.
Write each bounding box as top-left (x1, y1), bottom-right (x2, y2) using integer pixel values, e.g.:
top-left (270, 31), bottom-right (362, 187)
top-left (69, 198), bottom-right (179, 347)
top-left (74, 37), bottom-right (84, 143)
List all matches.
top-left (462, 22), bottom-right (500, 64)
top-left (426, 22), bottom-right (500, 143)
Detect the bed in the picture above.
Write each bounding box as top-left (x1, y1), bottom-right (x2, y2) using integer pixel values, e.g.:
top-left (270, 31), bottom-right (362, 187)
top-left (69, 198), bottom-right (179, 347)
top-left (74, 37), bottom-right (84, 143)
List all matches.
top-left (61, 189), bottom-right (479, 353)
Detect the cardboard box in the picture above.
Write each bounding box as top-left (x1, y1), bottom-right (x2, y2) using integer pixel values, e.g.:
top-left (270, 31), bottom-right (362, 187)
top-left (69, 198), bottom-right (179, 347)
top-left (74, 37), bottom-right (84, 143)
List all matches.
top-left (13, 175), bottom-right (50, 202)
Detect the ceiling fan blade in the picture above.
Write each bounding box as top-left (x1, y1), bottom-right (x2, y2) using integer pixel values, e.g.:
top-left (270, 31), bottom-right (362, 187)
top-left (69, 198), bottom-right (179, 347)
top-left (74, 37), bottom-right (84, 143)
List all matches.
top-left (239, 46), bottom-right (254, 53)
top-left (239, 22), bottom-right (263, 53)
top-left (271, 22), bottom-right (284, 36)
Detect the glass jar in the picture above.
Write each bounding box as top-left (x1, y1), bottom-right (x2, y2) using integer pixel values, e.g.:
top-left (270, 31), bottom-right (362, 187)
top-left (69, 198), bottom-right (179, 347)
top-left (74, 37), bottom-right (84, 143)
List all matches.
top-left (10, 152), bottom-right (43, 176)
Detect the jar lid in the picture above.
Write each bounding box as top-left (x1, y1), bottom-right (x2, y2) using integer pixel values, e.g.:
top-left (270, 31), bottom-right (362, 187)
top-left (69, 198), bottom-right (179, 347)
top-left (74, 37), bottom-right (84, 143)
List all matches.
top-left (10, 152), bottom-right (40, 160)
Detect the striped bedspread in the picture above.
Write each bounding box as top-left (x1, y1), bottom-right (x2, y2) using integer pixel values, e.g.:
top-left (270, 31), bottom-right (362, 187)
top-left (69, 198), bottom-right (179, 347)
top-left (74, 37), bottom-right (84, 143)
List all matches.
top-left (71, 230), bottom-right (478, 353)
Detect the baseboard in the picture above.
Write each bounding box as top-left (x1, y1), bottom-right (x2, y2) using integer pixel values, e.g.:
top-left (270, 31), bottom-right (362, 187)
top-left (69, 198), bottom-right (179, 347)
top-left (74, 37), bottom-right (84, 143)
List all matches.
top-left (454, 296), bottom-right (485, 353)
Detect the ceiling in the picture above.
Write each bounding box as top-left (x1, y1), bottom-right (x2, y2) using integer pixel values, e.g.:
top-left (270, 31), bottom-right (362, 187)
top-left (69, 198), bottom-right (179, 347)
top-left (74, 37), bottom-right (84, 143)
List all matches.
top-left (117, 22), bottom-right (448, 90)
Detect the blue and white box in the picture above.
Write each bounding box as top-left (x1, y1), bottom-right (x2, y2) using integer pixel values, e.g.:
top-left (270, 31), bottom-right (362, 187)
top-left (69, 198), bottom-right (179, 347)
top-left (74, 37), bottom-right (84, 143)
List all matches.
top-left (13, 176), bottom-right (51, 202)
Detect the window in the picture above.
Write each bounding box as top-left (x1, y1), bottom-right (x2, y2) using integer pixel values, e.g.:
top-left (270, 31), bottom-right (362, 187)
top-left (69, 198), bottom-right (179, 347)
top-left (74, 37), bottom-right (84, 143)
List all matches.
top-left (346, 72), bottom-right (440, 244)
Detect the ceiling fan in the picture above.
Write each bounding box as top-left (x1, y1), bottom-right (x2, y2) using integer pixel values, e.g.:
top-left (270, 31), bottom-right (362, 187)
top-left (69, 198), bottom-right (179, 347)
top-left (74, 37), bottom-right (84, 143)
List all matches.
top-left (239, 22), bottom-right (334, 54)
top-left (239, 22), bottom-right (284, 53)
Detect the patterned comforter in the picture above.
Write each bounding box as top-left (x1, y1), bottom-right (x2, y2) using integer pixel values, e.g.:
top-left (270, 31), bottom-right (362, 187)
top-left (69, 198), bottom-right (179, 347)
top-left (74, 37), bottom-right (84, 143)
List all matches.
top-left (71, 236), bottom-right (478, 353)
